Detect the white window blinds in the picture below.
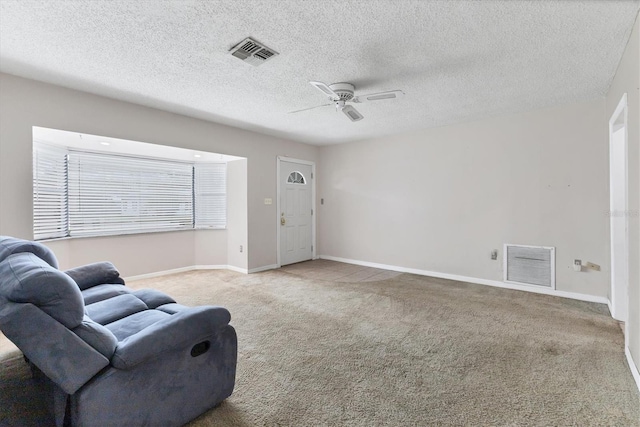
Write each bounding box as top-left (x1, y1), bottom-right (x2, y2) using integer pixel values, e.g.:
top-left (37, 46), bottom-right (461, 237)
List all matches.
top-left (194, 163), bottom-right (227, 229)
top-left (32, 143), bottom-right (227, 240)
top-left (33, 143), bottom-right (68, 240)
top-left (67, 152), bottom-right (194, 237)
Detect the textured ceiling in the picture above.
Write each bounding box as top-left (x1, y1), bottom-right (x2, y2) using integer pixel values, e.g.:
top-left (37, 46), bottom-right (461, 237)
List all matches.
top-left (1, 1), bottom-right (639, 145)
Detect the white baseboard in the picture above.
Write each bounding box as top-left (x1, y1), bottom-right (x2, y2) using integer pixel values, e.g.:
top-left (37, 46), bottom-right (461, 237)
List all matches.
top-left (126, 265), bottom-right (227, 281)
top-left (319, 255), bottom-right (608, 305)
top-left (227, 264), bottom-right (278, 274)
top-left (125, 266), bottom-right (198, 281)
top-left (125, 263), bottom-right (280, 280)
top-left (193, 265), bottom-right (231, 271)
top-left (127, 256), bottom-right (608, 304)
top-left (227, 265), bottom-right (248, 274)
top-left (625, 346), bottom-right (640, 393)
top-left (249, 264), bottom-right (278, 273)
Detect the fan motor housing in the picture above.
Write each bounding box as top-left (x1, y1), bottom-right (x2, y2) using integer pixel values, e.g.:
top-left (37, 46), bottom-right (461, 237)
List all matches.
top-left (328, 83), bottom-right (355, 101)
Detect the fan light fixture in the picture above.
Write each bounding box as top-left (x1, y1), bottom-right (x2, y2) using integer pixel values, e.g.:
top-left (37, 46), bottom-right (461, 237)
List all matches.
top-left (289, 81), bottom-right (404, 122)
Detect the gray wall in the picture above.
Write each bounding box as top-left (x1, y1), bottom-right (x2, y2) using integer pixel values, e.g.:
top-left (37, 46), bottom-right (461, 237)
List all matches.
top-left (318, 98), bottom-right (608, 298)
top-left (0, 73), bottom-right (318, 274)
top-left (226, 158), bottom-right (248, 270)
top-left (606, 15), bottom-right (640, 377)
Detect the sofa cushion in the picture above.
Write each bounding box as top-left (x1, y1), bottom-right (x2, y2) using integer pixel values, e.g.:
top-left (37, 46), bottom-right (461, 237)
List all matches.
top-left (0, 236), bottom-right (58, 268)
top-left (85, 294), bottom-right (148, 325)
top-left (0, 253), bottom-right (84, 328)
top-left (82, 284), bottom-right (131, 305)
top-left (132, 289), bottom-right (176, 309)
top-left (106, 310), bottom-right (171, 341)
top-left (72, 315), bottom-right (118, 358)
top-left (156, 303), bottom-right (190, 314)
top-left (65, 262), bottom-right (124, 290)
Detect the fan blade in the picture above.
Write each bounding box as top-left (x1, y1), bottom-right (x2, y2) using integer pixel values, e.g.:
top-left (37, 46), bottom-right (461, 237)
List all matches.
top-left (310, 81), bottom-right (340, 101)
top-left (288, 103), bottom-right (332, 114)
top-left (352, 90), bottom-right (404, 103)
top-left (342, 105), bottom-right (364, 122)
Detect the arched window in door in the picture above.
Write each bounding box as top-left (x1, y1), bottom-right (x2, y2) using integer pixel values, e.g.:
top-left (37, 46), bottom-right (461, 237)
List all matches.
top-left (287, 171), bottom-right (306, 184)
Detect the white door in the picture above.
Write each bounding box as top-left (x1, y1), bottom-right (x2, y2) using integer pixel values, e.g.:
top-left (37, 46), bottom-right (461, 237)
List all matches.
top-left (279, 159), bottom-right (313, 266)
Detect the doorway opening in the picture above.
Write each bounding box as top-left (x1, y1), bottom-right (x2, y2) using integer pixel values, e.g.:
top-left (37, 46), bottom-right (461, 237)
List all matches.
top-left (609, 93), bottom-right (628, 325)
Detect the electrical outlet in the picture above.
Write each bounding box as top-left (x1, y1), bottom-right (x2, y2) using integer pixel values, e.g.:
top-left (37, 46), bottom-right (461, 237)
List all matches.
top-left (491, 250), bottom-right (498, 260)
top-left (264, 198), bottom-right (272, 205)
top-left (573, 259), bottom-right (582, 272)
top-left (239, 245), bottom-right (243, 253)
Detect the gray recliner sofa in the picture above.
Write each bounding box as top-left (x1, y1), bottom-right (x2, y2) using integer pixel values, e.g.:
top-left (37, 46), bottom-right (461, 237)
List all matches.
top-left (0, 236), bottom-right (237, 426)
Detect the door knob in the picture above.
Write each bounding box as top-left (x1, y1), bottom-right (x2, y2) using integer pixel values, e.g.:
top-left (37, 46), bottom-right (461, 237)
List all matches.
top-left (281, 217), bottom-right (286, 225)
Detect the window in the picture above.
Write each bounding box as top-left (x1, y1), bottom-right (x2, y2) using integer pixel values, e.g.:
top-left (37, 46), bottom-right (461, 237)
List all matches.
top-left (33, 143), bottom-right (227, 240)
top-left (68, 151), bottom-right (194, 236)
top-left (194, 163), bottom-right (227, 228)
top-left (33, 144), bottom-right (68, 240)
top-left (287, 171), bottom-right (306, 184)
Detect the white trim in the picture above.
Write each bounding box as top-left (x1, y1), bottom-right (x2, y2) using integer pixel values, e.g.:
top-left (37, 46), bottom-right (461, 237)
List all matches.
top-left (625, 346), bottom-right (640, 393)
top-left (125, 265), bottom-right (226, 281)
top-left (192, 265), bottom-right (231, 270)
top-left (319, 255), bottom-right (608, 304)
top-left (248, 264), bottom-right (278, 274)
top-left (610, 93), bottom-right (628, 129)
top-left (125, 263), bottom-right (281, 280)
top-left (608, 93), bottom-right (629, 322)
top-left (625, 319), bottom-right (629, 351)
top-left (277, 156), bottom-right (316, 166)
top-left (126, 257), bottom-right (609, 305)
top-left (125, 266), bottom-right (196, 281)
top-left (277, 157), bottom-right (281, 267)
top-left (226, 265), bottom-right (248, 274)
top-left (276, 156), bottom-right (316, 268)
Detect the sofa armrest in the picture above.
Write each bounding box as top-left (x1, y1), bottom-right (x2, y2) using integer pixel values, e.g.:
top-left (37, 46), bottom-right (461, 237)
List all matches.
top-left (65, 262), bottom-right (124, 290)
top-left (0, 302), bottom-right (109, 394)
top-left (111, 306), bottom-right (231, 369)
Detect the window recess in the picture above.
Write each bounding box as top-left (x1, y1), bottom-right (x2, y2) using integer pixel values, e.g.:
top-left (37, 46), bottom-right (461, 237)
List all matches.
top-left (33, 143), bottom-right (227, 240)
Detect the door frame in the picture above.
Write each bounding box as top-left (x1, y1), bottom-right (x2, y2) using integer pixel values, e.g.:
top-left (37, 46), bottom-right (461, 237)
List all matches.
top-left (608, 92), bottom-right (629, 325)
top-left (276, 156), bottom-right (316, 268)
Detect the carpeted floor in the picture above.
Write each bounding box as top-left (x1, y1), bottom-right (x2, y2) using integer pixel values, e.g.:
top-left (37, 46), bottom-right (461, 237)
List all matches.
top-left (1, 259), bottom-right (639, 426)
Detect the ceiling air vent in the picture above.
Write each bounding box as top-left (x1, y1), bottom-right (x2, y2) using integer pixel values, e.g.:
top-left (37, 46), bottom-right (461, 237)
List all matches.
top-left (229, 37), bottom-right (279, 66)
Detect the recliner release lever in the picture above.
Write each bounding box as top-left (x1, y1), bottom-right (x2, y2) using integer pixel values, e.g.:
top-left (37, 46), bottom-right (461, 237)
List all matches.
top-left (191, 341), bottom-right (211, 357)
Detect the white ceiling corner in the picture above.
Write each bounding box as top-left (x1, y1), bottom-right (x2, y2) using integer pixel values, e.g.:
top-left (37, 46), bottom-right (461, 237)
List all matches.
top-left (1, 0), bottom-right (639, 146)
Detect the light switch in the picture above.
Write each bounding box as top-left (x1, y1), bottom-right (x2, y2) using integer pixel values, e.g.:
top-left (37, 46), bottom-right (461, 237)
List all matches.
top-left (264, 198), bottom-right (272, 205)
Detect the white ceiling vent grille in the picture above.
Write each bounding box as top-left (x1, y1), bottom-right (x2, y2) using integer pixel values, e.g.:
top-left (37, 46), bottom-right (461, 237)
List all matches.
top-left (229, 37), bottom-right (279, 66)
top-left (504, 244), bottom-right (555, 289)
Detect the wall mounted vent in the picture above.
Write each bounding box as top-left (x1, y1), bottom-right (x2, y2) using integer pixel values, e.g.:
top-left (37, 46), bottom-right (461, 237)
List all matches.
top-left (504, 244), bottom-right (555, 289)
top-left (229, 37), bottom-right (279, 66)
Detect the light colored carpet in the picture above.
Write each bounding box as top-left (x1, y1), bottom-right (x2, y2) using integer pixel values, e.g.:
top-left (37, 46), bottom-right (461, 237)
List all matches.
top-left (1, 260), bottom-right (639, 426)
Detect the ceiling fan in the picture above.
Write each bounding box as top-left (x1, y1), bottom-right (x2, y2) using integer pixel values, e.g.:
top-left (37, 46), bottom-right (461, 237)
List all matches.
top-left (289, 81), bottom-right (404, 122)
